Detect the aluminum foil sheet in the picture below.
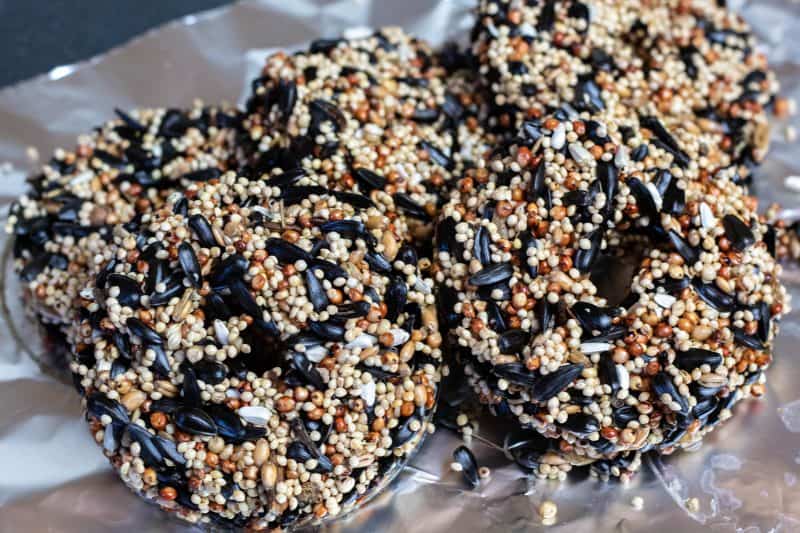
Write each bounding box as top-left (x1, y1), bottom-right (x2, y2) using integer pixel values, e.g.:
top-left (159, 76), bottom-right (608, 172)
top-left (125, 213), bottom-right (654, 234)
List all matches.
top-left (1, 1), bottom-right (800, 531)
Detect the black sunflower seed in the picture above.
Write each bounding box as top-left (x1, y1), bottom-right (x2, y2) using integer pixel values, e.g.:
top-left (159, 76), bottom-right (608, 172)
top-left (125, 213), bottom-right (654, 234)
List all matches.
top-left (266, 167), bottom-right (304, 187)
top-left (394, 193), bottom-right (429, 220)
top-left (733, 329), bottom-right (765, 350)
top-left (265, 238), bottom-right (312, 264)
top-left (320, 220), bottom-right (370, 242)
top-left (114, 108), bottom-right (146, 132)
top-left (149, 398), bottom-right (182, 414)
top-left (397, 245), bottom-right (418, 266)
top-left (229, 280), bottom-right (262, 319)
top-left (519, 234), bottom-right (539, 279)
top-left (305, 269), bottom-right (328, 312)
top-left (391, 416), bottom-right (419, 447)
top-left (469, 262), bottom-right (513, 286)
top-left (178, 242), bottom-right (202, 288)
top-left (147, 343), bottom-right (171, 376)
top-left (613, 405), bottom-right (638, 427)
top-left (159, 109), bottom-right (190, 137)
top-left (537, 0), bottom-right (556, 31)
top-left (149, 280), bottom-right (183, 307)
top-left (106, 273), bottom-right (142, 308)
top-left (126, 317), bottom-right (162, 345)
top-left (310, 37), bottom-right (342, 54)
top-left (289, 353), bottom-right (325, 393)
top-left (210, 254), bottom-right (249, 287)
top-left (188, 214), bottom-right (217, 248)
top-left (308, 321), bottom-right (345, 342)
top-left (278, 80), bottom-right (297, 119)
top-left (385, 277), bottom-right (407, 322)
top-left (420, 141), bottom-right (454, 170)
top-left (332, 190), bottom-right (375, 209)
top-left (530, 363), bottom-right (584, 402)
top-left (173, 196), bottom-right (188, 216)
top-left (662, 179), bottom-right (685, 215)
top-left (667, 230), bottom-right (699, 266)
top-left (522, 120), bottom-right (544, 141)
top-left (173, 407), bottom-right (217, 436)
top-left (493, 363), bottom-right (537, 388)
top-left (436, 217), bottom-right (463, 258)
top-left (527, 161), bottom-right (548, 203)
top-left (486, 300), bottom-right (508, 332)
top-left (571, 302), bottom-right (613, 333)
top-left (631, 143), bottom-right (649, 161)
top-left (205, 291), bottom-right (233, 319)
top-left (126, 423), bottom-right (164, 466)
top-left (477, 281), bottom-right (512, 301)
top-left (87, 393), bottom-right (129, 425)
top-left (722, 214), bottom-right (755, 250)
top-left (574, 77), bottom-right (604, 111)
top-left (309, 99), bottom-right (346, 131)
top-left (453, 446), bottom-right (479, 489)
top-left (205, 404), bottom-right (245, 440)
top-left (352, 168), bottom-right (386, 191)
top-left (756, 302), bottom-right (771, 342)
top-left (180, 168), bottom-right (221, 182)
top-left (676, 348), bottom-right (722, 370)
top-left (153, 435), bottom-right (186, 466)
top-left (181, 366), bottom-right (202, 406)
top-left (310, 259), bottom-right (348, 281)
top-left (498, 329), bottom-right (531, 354)
top-left (19, 253), bottom-right (49, 282)
top-left (693, 398), bottom-right (718, 421)
top-left (598, 352), bottom-right (619, 393)
top-left (334, 301), bottom-right (371, 319)
top-left (655, 275), bottom-right (691, 293)
top-left (536, 299), bottom-right (555, 332)
top-left (640, 116), bottom-right (690, 168)
top-left (279, 185), bottom-right (329, 205)
top-left (110, 358), bottom-right (128, 379)
top-left (365, 251), bottom-right (392, 273)
top-left (764, 225), bottom-right (776, 257)
top-left (411, 107), bottom-right (439, 122)
top-left (627, 177), bottom-right (658, 219)
top-left (560, 413), bottom-right (599, 436)
top-left (574, 229), bottom-right (602, 272)
top-left (474, 226), bottom-right (491, 265)
top-left (692, 279), bottom-right (735, 312)
top-left (652, 373), bottom-right (689, 415)
top-left (193, 360), bottom-right (227, 385)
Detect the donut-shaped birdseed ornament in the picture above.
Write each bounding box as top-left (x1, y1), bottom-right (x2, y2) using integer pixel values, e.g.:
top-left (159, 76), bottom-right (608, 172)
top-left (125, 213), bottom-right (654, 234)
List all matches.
top-left (471, 0), bottom-right (778, 184)
top-left (434, 114), bottom-right (788, 480)
top-left (68, 173), bottom-right (442, 529)
top-left (8, 103), bottom-right (246, 332)
top-left (242, 27), bottom-right (493, 240)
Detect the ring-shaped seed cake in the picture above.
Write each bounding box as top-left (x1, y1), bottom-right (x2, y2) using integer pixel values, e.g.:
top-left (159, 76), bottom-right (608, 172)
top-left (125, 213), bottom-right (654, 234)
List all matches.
top-left (9, 104), bottom-right (246, 333)
top-left (434, 113), bottom-right (788, 479)
top-left (68, 174), bottom-right (441, 529)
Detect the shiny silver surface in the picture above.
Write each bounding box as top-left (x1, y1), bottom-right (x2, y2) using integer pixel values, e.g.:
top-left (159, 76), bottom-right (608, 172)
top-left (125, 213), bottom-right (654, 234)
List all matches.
top-left (0, 1), bottom-right (799, 531)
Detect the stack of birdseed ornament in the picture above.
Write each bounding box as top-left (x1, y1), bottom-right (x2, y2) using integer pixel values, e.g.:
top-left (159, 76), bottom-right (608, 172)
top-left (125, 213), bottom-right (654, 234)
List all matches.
top-left (431, 0), bottom-right (789, 480)
top-left (7, 28), bottom-right (494, 530)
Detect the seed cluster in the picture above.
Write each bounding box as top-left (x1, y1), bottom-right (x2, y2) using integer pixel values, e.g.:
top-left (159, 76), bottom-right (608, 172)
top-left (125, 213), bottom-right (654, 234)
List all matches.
top-left (433, 0), bottom-right (789, 481)
top-left (9, 104), bottom-right (245, 330)
top-left (5, 1), bottom-right (794, 528)
top-left (472, 0), bottom-right (778, 185)
top-left (242, 27), bottom-right (493, 241)
top-left (7, 30), bottom-right (467, 530)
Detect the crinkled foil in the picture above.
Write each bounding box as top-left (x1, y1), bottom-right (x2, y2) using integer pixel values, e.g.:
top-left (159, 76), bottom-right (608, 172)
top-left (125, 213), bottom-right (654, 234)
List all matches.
top-left (1, 1), bottom-right (800, 531)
